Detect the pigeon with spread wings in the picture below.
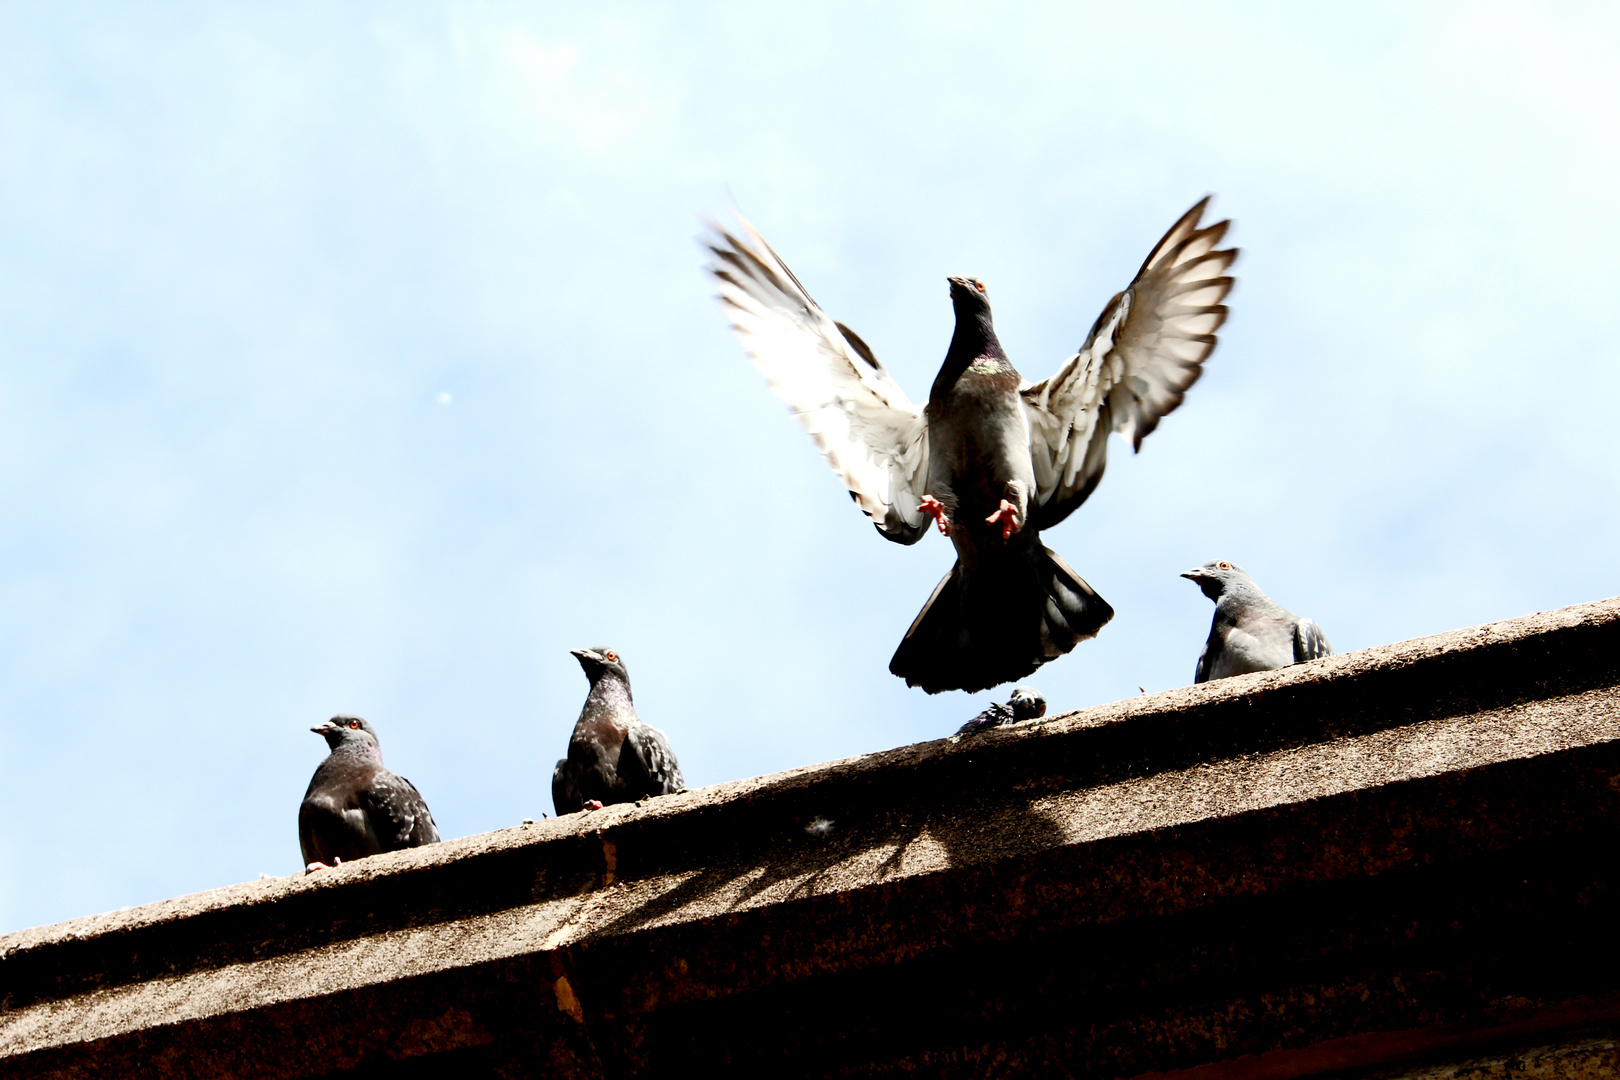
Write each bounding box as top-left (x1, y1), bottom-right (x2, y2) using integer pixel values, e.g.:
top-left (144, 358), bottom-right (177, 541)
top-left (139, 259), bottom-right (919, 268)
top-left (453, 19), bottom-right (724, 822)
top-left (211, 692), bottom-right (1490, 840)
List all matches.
top-left (708, 200), bottom-right (1236, 693)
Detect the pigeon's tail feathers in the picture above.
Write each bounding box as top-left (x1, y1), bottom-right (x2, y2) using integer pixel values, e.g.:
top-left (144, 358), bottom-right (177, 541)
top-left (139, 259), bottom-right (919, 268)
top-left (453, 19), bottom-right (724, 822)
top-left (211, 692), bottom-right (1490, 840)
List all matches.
top-left (889, 547), bottom-right (1114, 694)
top-left (1036, 548), bottom-right (1115, 658)
top-left (889, 564), bottom-right (969, 693)
top-left (552, 759), bottom-right (577, 817)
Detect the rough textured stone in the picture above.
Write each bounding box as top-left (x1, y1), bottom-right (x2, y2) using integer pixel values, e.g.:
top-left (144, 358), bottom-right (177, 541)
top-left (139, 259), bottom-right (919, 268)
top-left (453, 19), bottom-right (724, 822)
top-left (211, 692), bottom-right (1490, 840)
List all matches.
top-left (3, 597), bottom-right (1620, 1078)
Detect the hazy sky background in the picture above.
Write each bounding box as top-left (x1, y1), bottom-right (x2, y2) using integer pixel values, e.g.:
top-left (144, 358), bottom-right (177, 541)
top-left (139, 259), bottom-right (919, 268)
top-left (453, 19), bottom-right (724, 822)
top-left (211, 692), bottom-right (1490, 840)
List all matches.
top-left (2, 2), bottom-right (1617, 933)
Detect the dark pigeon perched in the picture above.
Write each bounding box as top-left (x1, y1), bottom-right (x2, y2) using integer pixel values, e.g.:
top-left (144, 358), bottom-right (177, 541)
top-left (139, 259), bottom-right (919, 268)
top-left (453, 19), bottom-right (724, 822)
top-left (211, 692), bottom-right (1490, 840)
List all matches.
top-left (553, 647), bottom-right (684, 815)
top-left (1182, 561), bottom-right (1334, 683)
top-left (299, 715), bottom-right (440, 872)
top-left (708, 200), bottom-right (1236, 693)
top-left (955, 686), bottom-right (1047, 737)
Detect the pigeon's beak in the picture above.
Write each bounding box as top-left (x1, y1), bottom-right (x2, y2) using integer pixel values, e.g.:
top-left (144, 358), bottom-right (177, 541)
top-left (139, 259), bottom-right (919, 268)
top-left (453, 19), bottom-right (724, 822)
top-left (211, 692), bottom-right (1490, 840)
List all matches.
top-left (1181, 570), bottom-right (1207, 582)
top-left (570, 648), bottom-right (592, 661)
top-left (310, 722), bottom-right (339, 736)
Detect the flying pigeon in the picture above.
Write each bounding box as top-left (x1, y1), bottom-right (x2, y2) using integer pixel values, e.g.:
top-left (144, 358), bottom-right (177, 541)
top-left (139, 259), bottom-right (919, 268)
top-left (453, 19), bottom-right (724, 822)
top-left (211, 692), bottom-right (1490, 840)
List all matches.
top-left (553, 647), bottom-right (684, 815)
top-left (1182, 560), bottom-right (1334, 683)
top-left (955, 685), bottom-right (1047, 736)
top-left (299, 714), bottom-right (440, 872)
top-left (707, 199), bottom-right (1236, 693)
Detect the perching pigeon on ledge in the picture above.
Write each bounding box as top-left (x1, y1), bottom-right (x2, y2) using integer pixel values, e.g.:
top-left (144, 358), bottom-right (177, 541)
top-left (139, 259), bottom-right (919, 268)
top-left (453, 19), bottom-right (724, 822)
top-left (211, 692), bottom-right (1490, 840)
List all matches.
top-left (1182, 561), bottom-right (1334, 683)
top-left (955, 686), bottom-right (1047, 737)
top-left (299, 715), bottom-right (440, 872)
top-left (553, 647), bottom-right (684, 815)
top-left (708, 199), bottom-right (1236, 694)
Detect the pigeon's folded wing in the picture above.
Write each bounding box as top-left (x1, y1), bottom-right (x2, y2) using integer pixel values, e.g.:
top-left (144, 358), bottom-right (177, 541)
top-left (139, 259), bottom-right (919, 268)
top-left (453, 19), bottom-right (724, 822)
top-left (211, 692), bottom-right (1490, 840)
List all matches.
top-left (955, 700), bottom-right (1015, 737)
top-left (1022, 199), bottom-right (1236, 530)
top-left (708, 216), bottom-right (931, 544)
top-left (1293, 618), bottom-right (1334, 663)
top-left (360, 772), bottom-right (440, 849)
top-left (622, 722), bottom-right (684, 796)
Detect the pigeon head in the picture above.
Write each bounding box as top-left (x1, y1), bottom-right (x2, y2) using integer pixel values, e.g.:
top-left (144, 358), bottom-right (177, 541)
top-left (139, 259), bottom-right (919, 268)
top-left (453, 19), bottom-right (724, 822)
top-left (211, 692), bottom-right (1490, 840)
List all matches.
top-left (311, 714), bottom-right (383, 757)
top-left (1180, 560), bottom-right (1258, 601)
top-left (571, 646), bottom-right (631, 691)
top-left (1008, 686), bottom-right (1047, 721)
top-left (947, 275), bottom-right (991, 315)
top-left (934, 274), bottom-right (1010, 400)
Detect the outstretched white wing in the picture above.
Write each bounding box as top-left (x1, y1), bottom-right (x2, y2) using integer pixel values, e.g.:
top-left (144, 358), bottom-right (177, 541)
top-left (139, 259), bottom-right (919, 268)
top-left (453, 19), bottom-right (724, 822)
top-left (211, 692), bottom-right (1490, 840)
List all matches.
top-left (1022, 198), bottom-right (1237, 530)
top-left (708, 216), bottom-right (931, 544)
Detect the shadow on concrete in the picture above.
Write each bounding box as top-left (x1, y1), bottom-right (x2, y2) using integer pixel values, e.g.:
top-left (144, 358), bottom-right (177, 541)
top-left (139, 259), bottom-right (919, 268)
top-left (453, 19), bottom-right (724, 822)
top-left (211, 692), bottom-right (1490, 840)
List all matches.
top-left (588, 780), bottom-right (1069, 941)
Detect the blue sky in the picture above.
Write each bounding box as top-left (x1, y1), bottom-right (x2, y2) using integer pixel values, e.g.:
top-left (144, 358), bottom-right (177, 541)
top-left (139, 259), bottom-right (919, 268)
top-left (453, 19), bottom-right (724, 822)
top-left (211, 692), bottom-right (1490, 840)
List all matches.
top-left (1, 2), bottom-right (1617, 933)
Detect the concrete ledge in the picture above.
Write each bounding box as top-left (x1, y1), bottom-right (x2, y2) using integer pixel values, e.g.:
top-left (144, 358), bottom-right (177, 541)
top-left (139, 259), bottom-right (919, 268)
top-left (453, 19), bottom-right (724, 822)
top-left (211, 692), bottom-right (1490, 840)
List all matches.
top-left (4, 598), bottom-right (1620, 1077)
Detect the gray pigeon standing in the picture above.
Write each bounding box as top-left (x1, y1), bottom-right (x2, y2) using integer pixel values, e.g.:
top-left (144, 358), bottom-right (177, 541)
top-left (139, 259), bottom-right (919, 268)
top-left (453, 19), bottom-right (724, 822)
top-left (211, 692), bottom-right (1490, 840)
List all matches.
top-left (299, 715), bottom-right (440, 872)
top-left (955, 685), bottom-right (1047, 736)
top-left (553, 647), bottom-right (684, 815)
top-left (1182, 560), bottom-right (1334, 683)
top-left (708, 199), bottom-right (1236, 694)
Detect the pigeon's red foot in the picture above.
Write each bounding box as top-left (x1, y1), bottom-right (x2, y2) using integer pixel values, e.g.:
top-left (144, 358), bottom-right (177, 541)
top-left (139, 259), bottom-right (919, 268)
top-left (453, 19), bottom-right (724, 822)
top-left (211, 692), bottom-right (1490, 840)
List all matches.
top-left (584, 800), bottom-right (605, 812)
top-left (305, 856), bottom-right (342, 874)
top-left (986, 500), bottom-right (1021, 541)
top-left (919, 495), bottom-right (952, 537)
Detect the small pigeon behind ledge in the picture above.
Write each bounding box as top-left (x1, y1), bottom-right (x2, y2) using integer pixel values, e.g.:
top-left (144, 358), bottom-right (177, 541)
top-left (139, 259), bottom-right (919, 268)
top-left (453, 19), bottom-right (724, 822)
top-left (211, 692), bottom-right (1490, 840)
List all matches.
top-left (955, 686), bottom-right (1047, 737)
top-left (553, 647), bottom-right (684, 816)
top-left (1182, 561), bottom-right (1333, 684)
top-left (299, 714), bottom-right (440, 873)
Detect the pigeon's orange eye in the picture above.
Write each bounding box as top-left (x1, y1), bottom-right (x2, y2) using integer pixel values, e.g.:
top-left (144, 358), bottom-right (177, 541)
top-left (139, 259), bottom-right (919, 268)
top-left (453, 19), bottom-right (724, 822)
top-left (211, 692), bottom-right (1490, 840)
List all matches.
top-left (1218, 562), bottom-right (1231, 570)
top-left (348, 720), bottom-right (361, 729)
top-left (604, 651), bottom-right (618, 662)
top-left (973, 280), bottom-right (985, 292)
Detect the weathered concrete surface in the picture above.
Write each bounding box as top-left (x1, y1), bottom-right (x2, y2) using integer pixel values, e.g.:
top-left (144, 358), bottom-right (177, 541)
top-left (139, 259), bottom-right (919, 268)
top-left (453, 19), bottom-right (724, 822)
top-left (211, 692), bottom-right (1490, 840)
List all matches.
top-left (4, 597), bottom-right (1620, 1078)
top-left (1378, 1035), bottom-right (1620, 1080)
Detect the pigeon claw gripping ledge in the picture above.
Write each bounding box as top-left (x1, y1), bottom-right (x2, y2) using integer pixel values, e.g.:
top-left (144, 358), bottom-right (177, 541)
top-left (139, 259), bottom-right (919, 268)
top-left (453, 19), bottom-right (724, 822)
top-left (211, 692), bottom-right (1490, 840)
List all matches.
top-left (986, 499), bottom-right (1021, 541)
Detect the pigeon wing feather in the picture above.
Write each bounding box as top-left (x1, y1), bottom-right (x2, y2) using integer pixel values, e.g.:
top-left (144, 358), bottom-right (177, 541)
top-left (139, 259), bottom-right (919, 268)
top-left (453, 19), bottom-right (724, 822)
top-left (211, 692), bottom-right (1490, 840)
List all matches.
top-left (1293, 617), bottom-right (1334, 663)
top-left (708, 216), bottom-right (931, 544)
top-left (1022, 198), bottom-right (1237, 530)
top-left (360, 771), bottom-right (440, 849)
top-left (619, 721), bottom-right (685, 797)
